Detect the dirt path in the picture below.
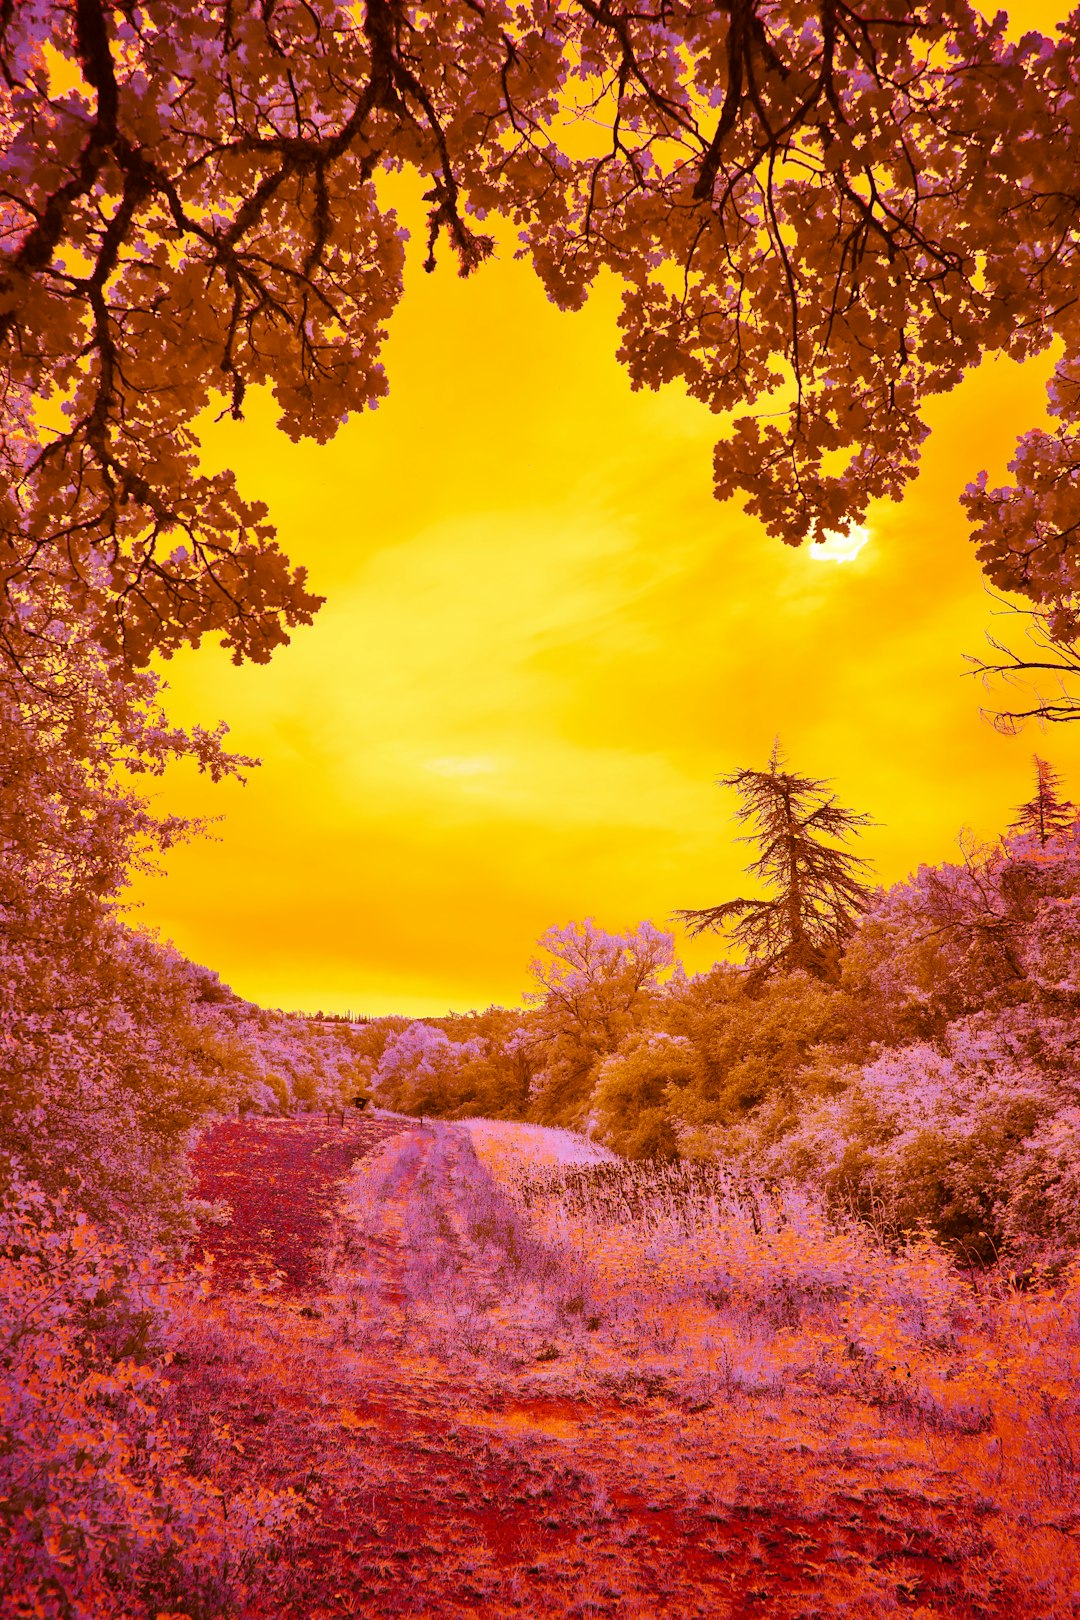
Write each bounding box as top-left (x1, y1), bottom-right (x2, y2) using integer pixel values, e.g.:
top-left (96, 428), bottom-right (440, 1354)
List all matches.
top-left (190, 1115), bottom-right (406, 1292)
top-left (168, 1118), bottom-right (1042, 1619)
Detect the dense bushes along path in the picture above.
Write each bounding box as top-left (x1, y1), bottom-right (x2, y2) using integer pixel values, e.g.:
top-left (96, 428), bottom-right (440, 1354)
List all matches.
top-left (165, 1117), bottom-right (1073, 1618)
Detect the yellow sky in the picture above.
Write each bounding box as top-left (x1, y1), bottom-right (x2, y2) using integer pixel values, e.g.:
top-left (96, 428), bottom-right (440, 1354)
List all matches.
top-left (127, 3), bottom-right (1080, 1016)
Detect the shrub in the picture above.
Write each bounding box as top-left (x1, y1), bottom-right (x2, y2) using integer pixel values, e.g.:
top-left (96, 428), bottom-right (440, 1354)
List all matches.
top-left (0, 1181), bottom-right (296, 1619)
top-left (591, 1032), bottom-right (697, 1159)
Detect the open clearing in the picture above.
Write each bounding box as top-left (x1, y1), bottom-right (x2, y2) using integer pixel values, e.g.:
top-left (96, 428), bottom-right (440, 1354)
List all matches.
top-left (168, 1116), bottom-right (1080, 1618)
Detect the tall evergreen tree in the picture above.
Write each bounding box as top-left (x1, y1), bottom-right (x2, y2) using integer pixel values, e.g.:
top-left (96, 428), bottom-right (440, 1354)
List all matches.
top-left (675, 743), bottom-right (874, 981)
top-left (1009, 756), bottom-right (1076, 846)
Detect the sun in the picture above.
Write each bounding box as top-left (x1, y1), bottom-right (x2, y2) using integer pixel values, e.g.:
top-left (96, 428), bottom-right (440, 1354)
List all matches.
top-left (808, 526), bottom-right (872, 564)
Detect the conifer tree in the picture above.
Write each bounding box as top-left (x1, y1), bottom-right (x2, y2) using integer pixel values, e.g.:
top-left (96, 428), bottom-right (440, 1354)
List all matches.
top-left (675, 743), bottom-right (873, 981)
top-left (1009, 756), bottom-right (1076, 847)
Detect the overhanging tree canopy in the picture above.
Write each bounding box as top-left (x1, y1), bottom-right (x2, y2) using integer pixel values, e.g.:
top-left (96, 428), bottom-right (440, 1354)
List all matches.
top-left (4, 1), bottom-right (1080, 675)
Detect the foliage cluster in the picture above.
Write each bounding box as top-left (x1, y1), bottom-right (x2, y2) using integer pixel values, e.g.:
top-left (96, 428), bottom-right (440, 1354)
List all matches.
top-left (0, 628), bottom-right (380, 1244)
top-left (0, 1179), bottom-right (296, 1619)
top-left (0, 626), bottom-right (244, 1242)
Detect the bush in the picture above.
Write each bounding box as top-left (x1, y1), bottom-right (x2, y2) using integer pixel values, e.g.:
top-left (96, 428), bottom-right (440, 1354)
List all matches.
top-left (0, 1181), bottom-right (296, 1618)
top-left (591, 1032), bottom-right (697, 1158)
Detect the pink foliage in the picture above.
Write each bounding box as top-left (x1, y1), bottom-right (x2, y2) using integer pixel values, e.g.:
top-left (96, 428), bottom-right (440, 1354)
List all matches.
top-left (0, 1181), bottom-right (295, 1618)
top-left (527, 919), bottom-right (676, 1014)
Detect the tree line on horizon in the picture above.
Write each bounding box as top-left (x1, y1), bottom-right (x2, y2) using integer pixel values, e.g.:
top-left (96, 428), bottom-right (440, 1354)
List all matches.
top-left (353, 748), bottom-right (1080, 1274)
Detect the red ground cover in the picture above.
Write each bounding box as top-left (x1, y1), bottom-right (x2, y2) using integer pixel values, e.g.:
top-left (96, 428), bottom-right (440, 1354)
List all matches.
top-left (190, 1116), bottom-right (404, 1292)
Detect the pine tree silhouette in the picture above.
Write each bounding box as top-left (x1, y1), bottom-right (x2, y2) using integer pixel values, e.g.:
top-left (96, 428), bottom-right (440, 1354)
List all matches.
top-left (1009, 756), bottom-right (1076, 846)
top-left (675, 742), bottom-right (874, 980)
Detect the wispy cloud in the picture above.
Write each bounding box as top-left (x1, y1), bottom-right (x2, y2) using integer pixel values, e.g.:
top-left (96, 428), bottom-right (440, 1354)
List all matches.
top-left (425, 755), bottom-right (499, 778)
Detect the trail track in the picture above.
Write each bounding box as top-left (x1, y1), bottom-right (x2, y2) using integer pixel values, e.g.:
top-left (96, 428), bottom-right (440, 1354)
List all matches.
top-left (191, 1115), bottom-right (406, 1292)
top-left (170, 1117), bottom-right (1058, 1618)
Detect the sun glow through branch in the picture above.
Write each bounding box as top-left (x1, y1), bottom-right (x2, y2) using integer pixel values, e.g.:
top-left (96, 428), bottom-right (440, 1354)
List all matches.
top-left (809, 526), bottom-right (872, 564)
